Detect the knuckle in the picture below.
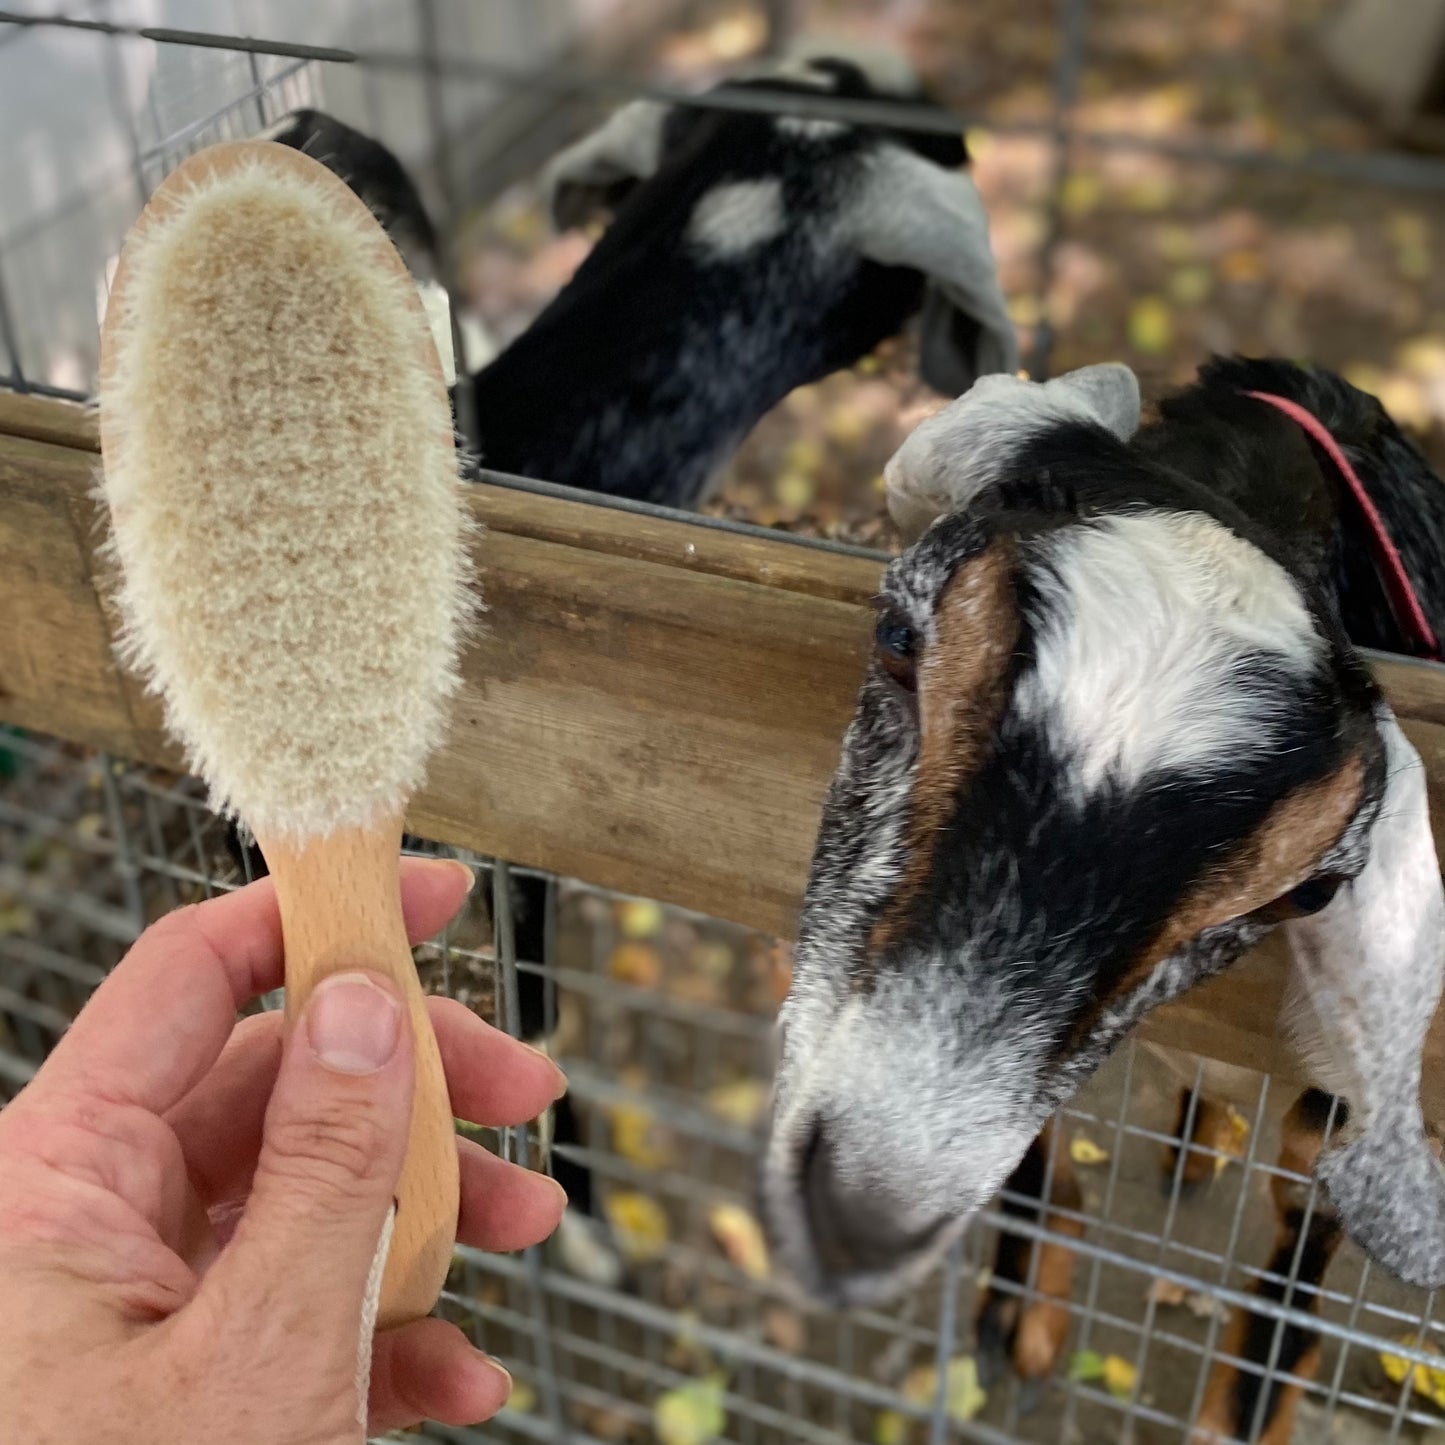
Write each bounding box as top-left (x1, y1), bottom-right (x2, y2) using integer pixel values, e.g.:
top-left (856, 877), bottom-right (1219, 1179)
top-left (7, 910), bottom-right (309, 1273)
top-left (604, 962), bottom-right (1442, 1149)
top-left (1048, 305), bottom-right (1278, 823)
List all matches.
top-left (262, 1097), bottom-right (391, 1195)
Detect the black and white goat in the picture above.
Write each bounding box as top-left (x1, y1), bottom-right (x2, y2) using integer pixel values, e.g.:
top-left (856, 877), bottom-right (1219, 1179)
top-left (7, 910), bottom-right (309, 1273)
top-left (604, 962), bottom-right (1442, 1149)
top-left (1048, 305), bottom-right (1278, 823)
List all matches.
top-left (472, 49), bottom-right (1018, 506)
top-left (761, 357), bottom-right (1445, 1335)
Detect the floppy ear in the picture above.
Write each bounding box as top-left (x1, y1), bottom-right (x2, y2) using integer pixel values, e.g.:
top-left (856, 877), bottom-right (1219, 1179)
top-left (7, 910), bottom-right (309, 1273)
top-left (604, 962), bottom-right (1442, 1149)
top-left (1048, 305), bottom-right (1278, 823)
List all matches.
top-left (541, 100), bottom-right (670, 232)
top-left (1282, 710), bottom-right (1445, 1288)
top-left (883, 363), bottom-right (1141, 545)
top-left (846, 146), bottom-right (1020, 394)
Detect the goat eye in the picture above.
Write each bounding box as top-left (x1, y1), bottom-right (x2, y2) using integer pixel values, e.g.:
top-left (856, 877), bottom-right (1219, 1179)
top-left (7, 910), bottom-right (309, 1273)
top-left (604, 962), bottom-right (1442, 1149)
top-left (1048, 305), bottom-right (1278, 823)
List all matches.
top-left (874, 615), bottom-right (919, 690)
top-left (1285, 876), bottom-right (1344, 917)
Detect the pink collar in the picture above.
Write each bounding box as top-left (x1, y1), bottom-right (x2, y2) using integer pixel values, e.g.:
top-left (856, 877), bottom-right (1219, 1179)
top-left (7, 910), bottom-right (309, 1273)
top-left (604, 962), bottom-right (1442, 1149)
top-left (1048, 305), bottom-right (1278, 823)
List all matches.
top-left (1244, 389), bottom-right (1440, 661)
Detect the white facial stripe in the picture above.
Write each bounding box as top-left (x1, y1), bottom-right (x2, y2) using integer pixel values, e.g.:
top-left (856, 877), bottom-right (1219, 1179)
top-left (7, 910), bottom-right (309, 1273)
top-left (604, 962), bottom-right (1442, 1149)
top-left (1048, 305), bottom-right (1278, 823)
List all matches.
top-left (1017, 512), bottom-right (1322, 795)
top-left (688, 177), bottom-right (787, 258)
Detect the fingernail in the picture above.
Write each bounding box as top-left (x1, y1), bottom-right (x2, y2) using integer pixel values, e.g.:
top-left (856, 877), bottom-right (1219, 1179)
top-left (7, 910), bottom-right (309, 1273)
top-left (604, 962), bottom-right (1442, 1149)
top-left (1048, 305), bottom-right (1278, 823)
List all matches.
top-left (517, 1040), bottom-right (566, 1092)
top-left (480, 1352), bottom-right (512, 1394)
top-left (441, 858), bottom-right (476, 892)
top-left (306, 972), bottom-right (402, 1074)
top-left (520, 1041), bottom-right (569, 1100)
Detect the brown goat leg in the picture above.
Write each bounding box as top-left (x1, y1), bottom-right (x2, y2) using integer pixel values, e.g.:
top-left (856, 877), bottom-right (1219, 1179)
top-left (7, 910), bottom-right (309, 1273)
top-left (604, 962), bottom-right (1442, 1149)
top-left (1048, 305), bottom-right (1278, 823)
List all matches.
top-left (1191, 1089), bottom-right (1345, 1445)
top-left (1163, 1084), bottom-right (1237, 1193)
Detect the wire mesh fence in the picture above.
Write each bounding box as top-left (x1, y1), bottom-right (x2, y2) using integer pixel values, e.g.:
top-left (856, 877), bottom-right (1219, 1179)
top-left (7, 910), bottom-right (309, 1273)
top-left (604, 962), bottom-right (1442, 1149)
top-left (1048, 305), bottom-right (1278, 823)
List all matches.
top-left (7, 1), bottom-right (1445, 1443)
top-left (5, 733), bottom-right (1445, 1444)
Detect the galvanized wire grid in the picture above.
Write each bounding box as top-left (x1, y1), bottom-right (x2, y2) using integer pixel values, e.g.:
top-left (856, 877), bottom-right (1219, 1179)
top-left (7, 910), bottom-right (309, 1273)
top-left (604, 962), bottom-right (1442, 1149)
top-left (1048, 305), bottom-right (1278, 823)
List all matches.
top-left (7, 1), bottom-right (1445, 1443)
top-left (5, 731), bottom-right (1445, 1445)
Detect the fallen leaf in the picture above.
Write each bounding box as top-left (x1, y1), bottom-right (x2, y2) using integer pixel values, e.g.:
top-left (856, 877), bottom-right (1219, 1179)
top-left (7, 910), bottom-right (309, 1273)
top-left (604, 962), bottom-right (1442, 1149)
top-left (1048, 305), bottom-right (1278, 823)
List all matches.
top-left (901, 1356), bottom-right (986, 1423)
top-left (1103, 1355), bottom-right (1138, 1401)
top-left (706, 1078), bottom-right (770, 1127)
top-left (874, 1410), bottom-right (908, 1445)
top-left (764, 1306), bottom-right (804, 1354)
top-left (708, 1203), bottom-right (769, 1280)
top-left (613, 1105), bottom-right (673, 1171)
top-left (618, 899), bottom-right (664, 940)
top-left (1070, 1136), bottom-right (1110, 1167)
top-left (1069, 1350), bottom-right (1107, 1383)
top-left (1146, 1278), bottom-right (1187, 1308)
top-left (1215, 1106), bottom-right (1251, 1177)
top-left (1127, 297), bottom-right (1173, 356)
top-left (507, 1380), bottom-right (537, 1414)
top-left (1184, 1291), bottom-right (1229, 1322)
top-left (775, 470), bottom-right (816, 510)
top-left (608, 942), bottom-right (663, 988)
top-left (1380, 1335), bottom-right (1445, 1410)
top-left (654, 1373), bottom-right (727, 1445)
top-left (688, 940), bottom-right (735, 980)
top-left (1220, 249), bottom-right (1264, 284)
top-left (0, 902), bottom-right (35, 936)
top-left (1061, 173), bottom-right (1103, 218)
top-left (1168, 266), bottom-right (1213, 306)
top-left (605, 1191), bottom-right (669, 1264)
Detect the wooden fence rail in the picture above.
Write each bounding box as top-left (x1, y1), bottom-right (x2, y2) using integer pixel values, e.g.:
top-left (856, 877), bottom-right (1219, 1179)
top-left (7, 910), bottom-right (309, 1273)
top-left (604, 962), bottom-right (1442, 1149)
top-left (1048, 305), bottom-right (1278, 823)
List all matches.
top-left (6, 390), bottom-right (1445, 1112)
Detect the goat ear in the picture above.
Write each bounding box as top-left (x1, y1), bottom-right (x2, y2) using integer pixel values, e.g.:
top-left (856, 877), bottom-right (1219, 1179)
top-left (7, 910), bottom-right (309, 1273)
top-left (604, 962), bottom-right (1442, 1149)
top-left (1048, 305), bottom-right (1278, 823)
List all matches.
top-left (1282, 711), bottom-right (1445, 1288)
top-left (542, 100), bottom-right (670, 231)
top-left (846, 147), bottom-right (1019, 393)
top-left (883, 364), bottom-right (1140, 546)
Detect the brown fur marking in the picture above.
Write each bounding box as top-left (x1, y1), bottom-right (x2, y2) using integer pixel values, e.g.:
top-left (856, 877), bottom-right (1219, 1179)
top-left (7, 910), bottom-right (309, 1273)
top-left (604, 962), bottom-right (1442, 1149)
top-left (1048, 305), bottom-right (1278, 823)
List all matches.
top-left (867, 545), bottom-right (1019, 967)
top-left (1072, 754), bottom-right (1365, 1049)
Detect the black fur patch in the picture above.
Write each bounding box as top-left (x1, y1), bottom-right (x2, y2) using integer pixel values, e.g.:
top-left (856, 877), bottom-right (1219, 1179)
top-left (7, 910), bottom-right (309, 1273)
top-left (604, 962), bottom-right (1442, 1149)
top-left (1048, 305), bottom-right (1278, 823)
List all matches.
top-left (1228, 1208), bottom-right (1342, 1438)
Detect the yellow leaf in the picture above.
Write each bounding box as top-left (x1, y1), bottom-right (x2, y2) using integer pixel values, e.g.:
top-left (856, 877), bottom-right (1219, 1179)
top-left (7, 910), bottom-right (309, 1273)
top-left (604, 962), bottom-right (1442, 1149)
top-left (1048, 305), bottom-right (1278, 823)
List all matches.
top-left (705, 1078), bottom-right (770, 1127)
top-left (1103, 1355), bottom-right (1138, 1401)
top-left (1070, 1136), bottom-right (1110, 1166)
top-left (874, 1409), bottom-right (908, 1445)
top-left (1006, 294), bottom-right (1043, 327)
top-left (775, 471), bottom-right (815, 510)
top-left (1167, 266), bottom-right (1213, 306)
top-left (901, 1357), bottom-right (986, 1423)
top-left (1127, 297), bottom-right (1173, 356)
top-left (825, 406), bottom-right (868, 447)
top-left (1380, 1336), bottom-right (1445, 1410)
top-left (618, 899), bottom-right (664, 939)
top-left (507, 1380), bottom-right (537, 1414)
top-left (708, 1203), bottom-right (770, 1280)
top-left (605, 1191), bottom-right (669, 1264)
top-left (654, 1374), bottom-right (727, 1445)
top-left (612, 1105), bottom-right (672, 1171)
top-left (608, 942), bottom-right (663, 988)
top-left (1215, 1106), bottom-right (1251, 1177)
top-left (784, 439), bottom-right (826, 477)
top-left (1061, 173), bottom-right (1103, 218)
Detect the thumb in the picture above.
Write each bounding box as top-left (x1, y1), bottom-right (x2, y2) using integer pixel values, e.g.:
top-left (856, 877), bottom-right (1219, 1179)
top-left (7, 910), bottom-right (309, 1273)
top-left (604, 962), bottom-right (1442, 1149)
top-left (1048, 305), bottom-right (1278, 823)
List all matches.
top-left (201, 971), bottom-right (414, 1341)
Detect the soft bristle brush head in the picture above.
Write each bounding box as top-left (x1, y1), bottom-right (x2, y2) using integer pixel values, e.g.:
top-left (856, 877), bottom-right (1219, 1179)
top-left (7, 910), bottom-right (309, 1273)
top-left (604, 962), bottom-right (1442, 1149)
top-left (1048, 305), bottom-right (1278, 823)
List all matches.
top-left (99, 141), bottom-right (471, 842)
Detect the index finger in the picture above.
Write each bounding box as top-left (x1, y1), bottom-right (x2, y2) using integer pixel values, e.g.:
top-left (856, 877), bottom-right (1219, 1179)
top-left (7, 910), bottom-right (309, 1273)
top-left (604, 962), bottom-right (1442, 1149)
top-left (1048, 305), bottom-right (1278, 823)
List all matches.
top-left (20, 856), bottom-right (474, 1119)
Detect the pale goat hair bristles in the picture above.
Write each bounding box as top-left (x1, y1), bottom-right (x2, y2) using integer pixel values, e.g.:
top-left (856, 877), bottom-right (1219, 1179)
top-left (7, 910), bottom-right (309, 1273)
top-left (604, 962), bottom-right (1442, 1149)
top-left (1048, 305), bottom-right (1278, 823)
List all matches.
top-left (99, 153), bottom-right (474, 842)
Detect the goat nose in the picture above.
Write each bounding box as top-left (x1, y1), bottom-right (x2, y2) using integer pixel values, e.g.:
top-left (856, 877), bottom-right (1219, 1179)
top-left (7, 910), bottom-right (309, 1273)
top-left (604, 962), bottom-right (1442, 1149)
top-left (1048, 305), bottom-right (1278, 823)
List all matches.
top-left (802, 1121), bottom-right (944, 1280)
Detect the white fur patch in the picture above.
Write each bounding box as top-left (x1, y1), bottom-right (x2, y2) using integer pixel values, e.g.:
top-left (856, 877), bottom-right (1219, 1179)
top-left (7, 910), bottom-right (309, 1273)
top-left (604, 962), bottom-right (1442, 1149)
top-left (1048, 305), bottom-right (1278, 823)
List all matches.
top-left (884, 366), bottom-right (1140, 543)
top-left (776, 115), bottom-right (849, 139)
top-left (688, 177), bottom-right (787, 258)
top-left (1016, 512), bottom-right (1321, 795)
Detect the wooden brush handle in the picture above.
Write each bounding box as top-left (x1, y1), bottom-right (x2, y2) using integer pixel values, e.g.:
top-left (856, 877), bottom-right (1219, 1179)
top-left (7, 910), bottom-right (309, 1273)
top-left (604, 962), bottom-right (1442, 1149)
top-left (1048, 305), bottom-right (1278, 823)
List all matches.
top-left (258, 818), bottom-right (459, 1329)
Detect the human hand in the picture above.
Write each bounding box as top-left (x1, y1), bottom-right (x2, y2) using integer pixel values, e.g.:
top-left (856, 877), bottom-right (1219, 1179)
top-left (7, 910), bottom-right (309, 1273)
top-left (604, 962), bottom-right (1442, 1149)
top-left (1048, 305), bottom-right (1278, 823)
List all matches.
top-left (0, 858), bottom-right (566, 1443)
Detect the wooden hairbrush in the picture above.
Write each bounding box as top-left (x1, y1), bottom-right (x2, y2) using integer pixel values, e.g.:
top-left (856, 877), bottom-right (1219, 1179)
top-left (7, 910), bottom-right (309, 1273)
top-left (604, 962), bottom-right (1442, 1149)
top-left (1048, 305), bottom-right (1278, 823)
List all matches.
top-left (98, 140), bottom-right (472, 1327)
